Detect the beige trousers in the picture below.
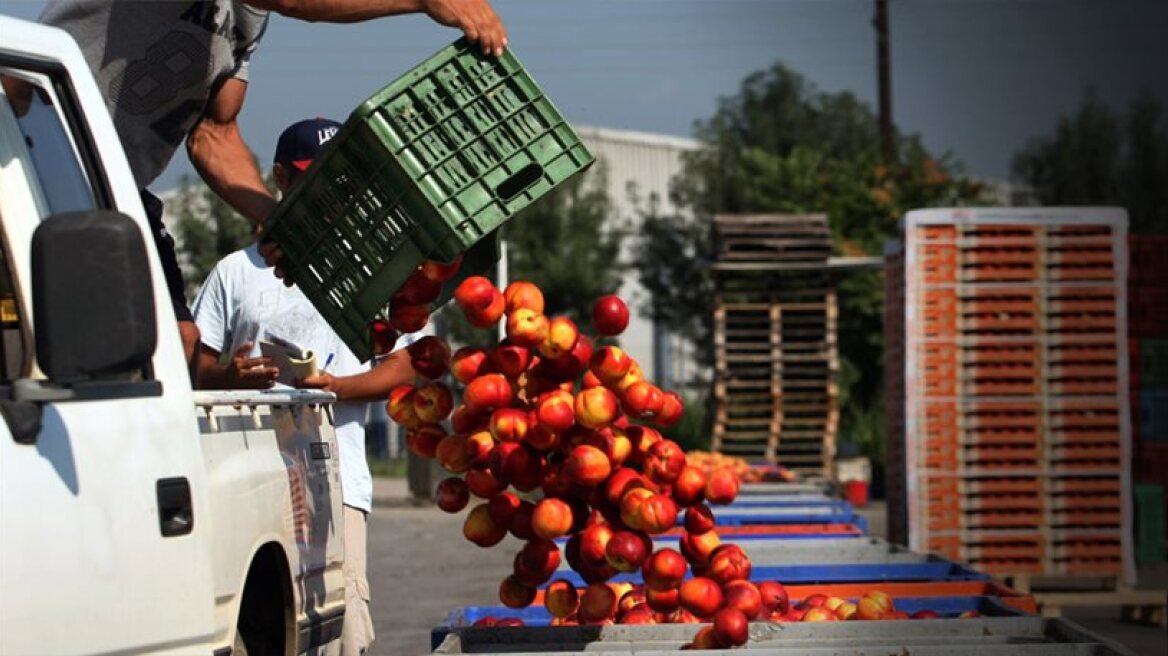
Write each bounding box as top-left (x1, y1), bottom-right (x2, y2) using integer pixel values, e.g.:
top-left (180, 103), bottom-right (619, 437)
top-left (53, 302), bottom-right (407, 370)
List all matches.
top-left (342, 505), bottom-right (374, 655)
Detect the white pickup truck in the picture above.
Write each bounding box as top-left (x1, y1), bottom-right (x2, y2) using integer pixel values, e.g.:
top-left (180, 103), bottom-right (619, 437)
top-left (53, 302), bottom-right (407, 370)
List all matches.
top-left (0, 15), bottom-right (345, 656)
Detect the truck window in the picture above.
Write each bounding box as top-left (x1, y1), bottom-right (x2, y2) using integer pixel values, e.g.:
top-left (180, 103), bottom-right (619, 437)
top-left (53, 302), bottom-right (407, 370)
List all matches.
top-left (1, 70), bottom-right (97, 218)
top-left (0, 64), bottom-right (140, 385)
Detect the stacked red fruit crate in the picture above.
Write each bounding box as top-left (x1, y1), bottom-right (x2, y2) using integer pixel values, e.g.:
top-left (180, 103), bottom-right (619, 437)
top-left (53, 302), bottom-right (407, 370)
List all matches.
top-left (886, 208), bottom-right (1134, 584)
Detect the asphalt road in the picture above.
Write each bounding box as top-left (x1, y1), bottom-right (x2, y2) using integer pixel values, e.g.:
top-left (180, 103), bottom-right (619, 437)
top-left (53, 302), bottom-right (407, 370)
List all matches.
top-left (367, 505), bottom-right (517, 655)
top-left (364, 503), bottom-right (1168, 656)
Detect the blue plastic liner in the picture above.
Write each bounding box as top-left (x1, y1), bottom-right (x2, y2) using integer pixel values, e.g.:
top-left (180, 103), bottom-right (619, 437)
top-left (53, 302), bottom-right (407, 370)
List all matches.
top-left (552, 561), bottom-right (990, 589)
top-left (552, 529), bottom-right (867, 548)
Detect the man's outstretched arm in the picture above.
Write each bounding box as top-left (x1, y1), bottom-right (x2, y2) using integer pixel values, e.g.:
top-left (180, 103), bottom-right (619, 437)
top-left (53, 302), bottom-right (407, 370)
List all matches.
top-left (299, 350), bottom-right (417, 402)
top-left (245, 0), bottom-right (507, 55)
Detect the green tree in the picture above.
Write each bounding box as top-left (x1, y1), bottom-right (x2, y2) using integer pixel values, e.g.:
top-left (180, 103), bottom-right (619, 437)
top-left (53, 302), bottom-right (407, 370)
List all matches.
top-left (171, 172), bottom-right (274, 296)
top-left (1013, 91), bottom-right (1168, 233)
top-left (636, 198), bottom-right (715, 372)
top-left (443, 164), bottom-right (625, 347)
top-left (634, 62), bottom-right (987, 455)
top-left (504, 164), bottom-right (626, 321)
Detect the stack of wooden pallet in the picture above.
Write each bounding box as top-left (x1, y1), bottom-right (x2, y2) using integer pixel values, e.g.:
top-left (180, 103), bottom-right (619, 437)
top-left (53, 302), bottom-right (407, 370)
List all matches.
top-left (710, 214), bottom-right (839, 476)
top-left (885, 207), bottom-right (1135, 585)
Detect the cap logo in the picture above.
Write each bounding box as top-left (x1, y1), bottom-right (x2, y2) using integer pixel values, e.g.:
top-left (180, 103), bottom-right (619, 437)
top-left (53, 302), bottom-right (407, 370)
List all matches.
top-left (318, 126), bottom-right (338, 145)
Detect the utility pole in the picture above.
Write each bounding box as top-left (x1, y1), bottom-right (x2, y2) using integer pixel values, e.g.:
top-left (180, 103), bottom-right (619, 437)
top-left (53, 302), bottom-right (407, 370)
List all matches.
top-left (875, 0), bottom-right (895, 163)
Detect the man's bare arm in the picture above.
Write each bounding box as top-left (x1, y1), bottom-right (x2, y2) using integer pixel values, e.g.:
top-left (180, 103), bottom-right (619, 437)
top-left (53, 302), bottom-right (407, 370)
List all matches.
top-left (186, 78), bottom-right (276, 228)
top-left (299, 350), bottom-right (416, 402)
top-left (244, 0), bottom-right (507, 55)
top-left (196, 343), bottom-right (279, 390)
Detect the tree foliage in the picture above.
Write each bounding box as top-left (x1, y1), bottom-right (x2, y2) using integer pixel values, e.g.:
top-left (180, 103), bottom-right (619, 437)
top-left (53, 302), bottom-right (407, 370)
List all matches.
top-left (634, 62), bottom-right (987, 450)
top-left (504, 164), bottom-right (626, 321)
top-left (171, 172), bottom-right (273, 297)
top-left (1013, 91), bottom-right (1168, 233)
top-left (636, 198), bottom-right (714, 370)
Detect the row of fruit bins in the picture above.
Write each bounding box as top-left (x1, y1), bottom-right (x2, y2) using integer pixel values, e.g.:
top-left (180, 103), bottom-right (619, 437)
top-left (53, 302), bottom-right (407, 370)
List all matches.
top-left (735, 481), bottom-right (833, 495)
top-left (428, 481), bottom-right (1094, 653)
top-left (379, 270), bottom-right (1127, 652)
top-left (432, 594), bottom-right (1030, 649)
top-left (429, 483), bottom-right (1137, 654)
top-left (431, 615), bottom-right (1134, 655)
top-left (700, 505), bottom-right (870, 530)
top-left (552, 561), bottom-right (990, 588)
top-left (723, 496), bottom-right (849, 508)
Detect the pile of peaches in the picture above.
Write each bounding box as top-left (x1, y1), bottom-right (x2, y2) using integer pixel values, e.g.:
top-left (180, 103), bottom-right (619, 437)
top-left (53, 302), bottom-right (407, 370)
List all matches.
top-left (683, 451), bottom-right (797, 484)
top-left (381, 265), bottom-right (973, 649)
top-left (383, 270), bottom-right (778, 647)
top-left (470, 584), bottom-right (973, 649)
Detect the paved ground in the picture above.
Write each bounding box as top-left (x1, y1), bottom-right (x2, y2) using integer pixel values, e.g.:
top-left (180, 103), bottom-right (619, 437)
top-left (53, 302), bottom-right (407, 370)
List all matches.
top-left (366, 495), bottom-right (514, 655)
top-left (364, 479), bottom-right (1167, 656)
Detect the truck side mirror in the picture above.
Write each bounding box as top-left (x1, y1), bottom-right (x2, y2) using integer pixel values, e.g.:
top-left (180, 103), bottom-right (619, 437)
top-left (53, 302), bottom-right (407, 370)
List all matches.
top-left (31, 210), bottom-right (156, 382)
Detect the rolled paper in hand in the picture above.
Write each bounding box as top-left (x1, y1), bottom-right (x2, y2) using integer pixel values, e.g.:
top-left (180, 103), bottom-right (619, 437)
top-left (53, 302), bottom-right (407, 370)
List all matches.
top-left (287, 350), bottom-right (318, 381)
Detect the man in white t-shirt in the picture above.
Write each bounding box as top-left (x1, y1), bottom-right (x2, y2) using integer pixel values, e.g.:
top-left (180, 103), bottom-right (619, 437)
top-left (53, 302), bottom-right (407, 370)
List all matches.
top-left (192, 117), bottom-right (416, 655)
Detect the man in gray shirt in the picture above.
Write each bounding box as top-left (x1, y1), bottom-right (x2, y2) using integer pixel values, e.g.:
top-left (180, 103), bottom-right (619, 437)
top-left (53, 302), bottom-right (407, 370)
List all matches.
top-left (41, 0), bottom-right (507, 380)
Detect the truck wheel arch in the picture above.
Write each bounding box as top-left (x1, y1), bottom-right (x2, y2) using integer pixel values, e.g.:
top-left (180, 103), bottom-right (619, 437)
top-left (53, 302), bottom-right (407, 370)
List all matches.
top-left (232, 542), bottom-right (295, 656)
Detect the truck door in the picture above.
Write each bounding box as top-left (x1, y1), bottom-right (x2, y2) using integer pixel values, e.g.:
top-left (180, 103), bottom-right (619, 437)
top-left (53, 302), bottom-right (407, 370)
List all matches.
top-left (195, 391), bottom-right (346, 652)
top-left (0, 46), bottom-right (216, 654)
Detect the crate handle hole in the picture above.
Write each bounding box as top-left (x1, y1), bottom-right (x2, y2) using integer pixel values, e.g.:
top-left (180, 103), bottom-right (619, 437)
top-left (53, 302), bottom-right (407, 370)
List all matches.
top-left (496, 163), bottom-right (543, 201)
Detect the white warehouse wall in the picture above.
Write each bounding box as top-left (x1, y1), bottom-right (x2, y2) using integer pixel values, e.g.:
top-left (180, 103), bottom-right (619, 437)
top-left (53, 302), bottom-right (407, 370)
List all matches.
top-left (573, 126), bottom-right (700, 389)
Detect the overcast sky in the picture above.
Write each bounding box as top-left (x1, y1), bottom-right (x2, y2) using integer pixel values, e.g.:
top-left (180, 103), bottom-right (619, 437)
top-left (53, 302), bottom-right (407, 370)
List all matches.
top-left (6, 0), bottom-right (1166, 191)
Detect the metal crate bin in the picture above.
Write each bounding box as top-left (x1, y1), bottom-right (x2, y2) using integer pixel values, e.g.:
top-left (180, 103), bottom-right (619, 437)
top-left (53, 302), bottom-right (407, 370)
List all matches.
top-left (262, 38), bottom-right (594, 360)
top-left (737, 479), bottom-right (837, 496)
top-left (636, 535), bottom-right (989, 568)
top-left (671, 522), bottom-right (868, 539)
top-left (702, 505), bottom-right (869, 531)
top-left (524, 581), bottom-right (1035, 615)
top-left (726, 495), bottom-right (845, 508)
top-left (653, 536), bottom-right (934, 564)
top-left (551, 524), bottom-right (869, 548)
top-left (552, 560), bottom-right (989, 588)
top-left (431, 616), bottom-right (1134, 655)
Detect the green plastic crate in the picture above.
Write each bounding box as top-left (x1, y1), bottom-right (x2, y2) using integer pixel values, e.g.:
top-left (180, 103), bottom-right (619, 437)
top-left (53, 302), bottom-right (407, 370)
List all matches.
top-left (263, 38), bottom-right (595, 361)
top-left (1134, 483), bottom-right (1166, 564)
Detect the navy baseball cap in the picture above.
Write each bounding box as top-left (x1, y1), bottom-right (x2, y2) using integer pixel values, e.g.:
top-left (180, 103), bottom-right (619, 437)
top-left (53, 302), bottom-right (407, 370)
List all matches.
top-left (274, 117), bottom-right (342, 171)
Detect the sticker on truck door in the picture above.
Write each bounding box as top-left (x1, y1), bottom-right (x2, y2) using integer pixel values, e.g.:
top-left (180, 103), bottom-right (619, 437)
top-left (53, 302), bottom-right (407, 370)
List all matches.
top-left (309, 442), bottom-right (330, 460)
